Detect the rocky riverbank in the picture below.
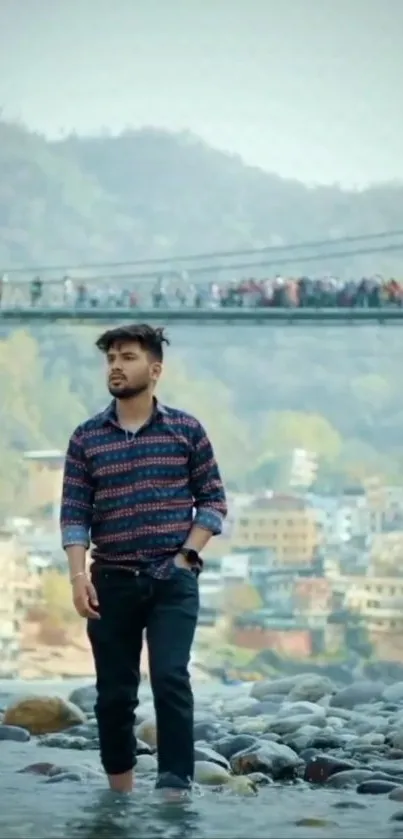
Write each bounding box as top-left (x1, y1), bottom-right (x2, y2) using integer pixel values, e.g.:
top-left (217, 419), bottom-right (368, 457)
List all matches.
top-left (4, 673), bottom-right (403, 836)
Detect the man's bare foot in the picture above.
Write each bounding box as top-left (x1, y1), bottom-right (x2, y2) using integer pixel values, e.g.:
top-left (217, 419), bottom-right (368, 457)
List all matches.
top-left (107, 769), bottom-right (134, 793)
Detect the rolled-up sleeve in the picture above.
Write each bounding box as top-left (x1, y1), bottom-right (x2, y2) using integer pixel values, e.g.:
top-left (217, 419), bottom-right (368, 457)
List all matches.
top-left (189, 422), bottom-right (227, 535)
top-left (60, 428), bottom-right (94, 548)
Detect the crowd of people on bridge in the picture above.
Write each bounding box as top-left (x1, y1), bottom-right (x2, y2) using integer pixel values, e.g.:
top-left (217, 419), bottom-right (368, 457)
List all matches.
top-left (1, 273), bottom-right (403, 309)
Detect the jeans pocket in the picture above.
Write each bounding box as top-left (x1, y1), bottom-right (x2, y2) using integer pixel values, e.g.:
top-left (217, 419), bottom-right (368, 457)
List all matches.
top-left (174, 566), bottom-right (197, 583)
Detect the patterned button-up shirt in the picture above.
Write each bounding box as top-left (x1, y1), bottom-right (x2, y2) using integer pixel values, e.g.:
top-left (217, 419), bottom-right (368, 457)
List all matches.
top-left (60, 399), bottom-right (227, 579)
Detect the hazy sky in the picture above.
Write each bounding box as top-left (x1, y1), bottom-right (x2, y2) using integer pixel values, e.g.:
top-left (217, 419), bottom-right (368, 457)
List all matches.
top-left (0, 0), bottom-right (401, 186)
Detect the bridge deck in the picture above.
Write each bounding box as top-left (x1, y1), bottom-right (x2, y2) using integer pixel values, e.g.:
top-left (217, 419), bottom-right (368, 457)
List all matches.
top-left (0, 306), bottom-right (403, 324)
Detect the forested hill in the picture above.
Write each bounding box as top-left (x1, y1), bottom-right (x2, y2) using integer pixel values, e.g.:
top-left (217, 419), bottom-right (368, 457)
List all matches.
top-left (1, 121), bottom-right (403, 520)
top-left (0, 120), bottom-right (402, 275)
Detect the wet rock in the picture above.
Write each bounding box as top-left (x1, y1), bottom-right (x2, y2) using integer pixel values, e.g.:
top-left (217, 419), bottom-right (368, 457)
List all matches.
top-left (214, 734), bottom-right (258, 760)
top-left (345, 745), bottom-right (387, 762)
top-left (326, 706), bottom-right (357, 722)
top-left (226, 775), bottom-right (258, 795)
top-left (68, 685), bottom-right (96, 714)
top-left (304, 754), bottom-right (357, 784)
top-left (64, 722), bottom-right (98, 739)
top-left (194, 760), bottom-right (231, 785)
top-left (383, 683), bottom-right (403, 704)
top-left (325, 769), bottom-right (376, 788)
top-left (38, 733), bottom-right (96, 750)
top-left (195, 743), bottom-right (230, 770)
top-left (388, 730), bottom-right (403, 751)
top-left (246, 771), bottom-right (272, 786)
top-left (45, 771), bottom-right (82, 784)
top-left (18, 762), bottom-right (63, 777)
top-left (389, 787), bottom-right (403, 801)
top-left (222, 696), bottom-right (260, 717)
top-left (233, 716), bottom-right (273, 735)
top-left (137, 738), bottom-right (153, 756)
top-left (135, 705), bottom-right (155, 727)
top-left (370, 760), bottom-right (403, 776)
top-left (299, 747), bottom-right (321, 763)
top-left (250, 676), bottom-right (298, 700)
top-left (268, 712), bottom-right (326, 737)
top-left (285, 730), bottom-right (320, 753)
top-left (325, 715), bottom-right (346, 728)
top-left (303, 732), bottom-right (348, 751)
top-left (193, 720), bottom-right (223, 742)
top-left (360, 732), bottom-right (385, 746)
top-left (230, 741), bottom-right (302, 780)
top-left (332, 800), bottom-right (367, 810)
top-left (278, 700), bottom-right (326, 718)
top-left (354, 716), bottom-right (387, 736)
top-left (251, 674), bottom-right (332, 702)
top-left (288, 675), bottom-right (334, 703)
top-left (259, 732), bottom-right (282, 743)
top-left (58, 762), bottom-right (102, 782)
top-left (357, 779), bottom-right (400, 794)
top-left (330, 682), bottom-right (384, 710)
top-left (390, 810), bottom-right (403, 821)
top-left (136, 754), bottom-right (157, 773)
top-left (246, 700), bottom-right (283, 717)
top-left (294, 818), bottom-right (337, 828)
top-left (136, 718), bottom-right (157, 748)
top-left (3, 696), bottom-right (86, 735)
top-left (0, 724), bottom-right (30, 742)
top-left (370, 774), bottom-right (403, 791)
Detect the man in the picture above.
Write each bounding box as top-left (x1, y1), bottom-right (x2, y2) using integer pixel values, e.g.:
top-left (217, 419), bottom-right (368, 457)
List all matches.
top-left (60, 324), bottom-right (227, 795)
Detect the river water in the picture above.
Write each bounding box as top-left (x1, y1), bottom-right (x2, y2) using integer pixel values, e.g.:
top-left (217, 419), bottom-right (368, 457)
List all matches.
top-left (0, 679), bottom-right (400, 839)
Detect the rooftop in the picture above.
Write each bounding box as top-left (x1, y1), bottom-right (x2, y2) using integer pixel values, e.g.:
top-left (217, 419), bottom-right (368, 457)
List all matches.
top-left (23, 450), bottom-right (64, 462)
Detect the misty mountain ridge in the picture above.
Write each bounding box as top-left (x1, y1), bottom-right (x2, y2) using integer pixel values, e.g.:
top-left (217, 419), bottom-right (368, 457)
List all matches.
top-left (0, 120), bottom-right (402, 276)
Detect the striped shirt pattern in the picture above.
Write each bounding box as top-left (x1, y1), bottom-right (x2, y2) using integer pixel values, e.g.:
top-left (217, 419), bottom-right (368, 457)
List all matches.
top-left (60, 400), bottom-right (227, 579)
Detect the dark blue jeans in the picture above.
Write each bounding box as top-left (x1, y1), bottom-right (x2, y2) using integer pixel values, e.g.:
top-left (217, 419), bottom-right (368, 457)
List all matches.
top-left (87, 566), bottom-right (199, 788)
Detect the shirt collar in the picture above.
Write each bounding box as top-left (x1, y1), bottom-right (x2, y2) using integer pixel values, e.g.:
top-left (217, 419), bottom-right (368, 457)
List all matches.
top-left (100, 397), bottom-right (167, 426)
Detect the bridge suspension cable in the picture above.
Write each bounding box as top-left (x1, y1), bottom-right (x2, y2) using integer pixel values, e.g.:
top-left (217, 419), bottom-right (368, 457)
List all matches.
top-left (3, 228), bottom-right (403, 276)
top-left (36, 240), bottom-right (403, 284)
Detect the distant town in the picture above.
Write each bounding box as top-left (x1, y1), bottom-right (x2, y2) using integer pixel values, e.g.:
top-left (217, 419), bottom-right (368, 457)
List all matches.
top-left (1, 446), bottom-right (402, 679)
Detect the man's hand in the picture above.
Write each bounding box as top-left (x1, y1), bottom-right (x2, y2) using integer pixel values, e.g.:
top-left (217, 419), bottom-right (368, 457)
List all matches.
top-left (72, 574), bottom-right (100, 619)
top-left (173, 553), bottom-right (193, 571)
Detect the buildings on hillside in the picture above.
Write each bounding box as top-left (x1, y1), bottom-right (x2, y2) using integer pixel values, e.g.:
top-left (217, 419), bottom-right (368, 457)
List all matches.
top-left (0, 530), bottom-right (40, 676)
top-left (201, 482), bottom-right (403, 662)
top-left (9, 447), bottom-right (403, 665)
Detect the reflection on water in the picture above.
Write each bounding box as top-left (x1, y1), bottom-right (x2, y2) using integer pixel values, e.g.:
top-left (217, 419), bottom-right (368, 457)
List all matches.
top-left (0, 745), bottom-right (398, 839)
top-left (68, 790), bottom-right (202, 839)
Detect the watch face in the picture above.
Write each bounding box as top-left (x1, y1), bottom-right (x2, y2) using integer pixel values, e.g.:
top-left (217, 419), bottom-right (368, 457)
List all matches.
top-left (183, 549), bottom-right (198, 563)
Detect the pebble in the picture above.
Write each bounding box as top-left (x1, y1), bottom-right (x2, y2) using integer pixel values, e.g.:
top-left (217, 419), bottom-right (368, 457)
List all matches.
top-left (0, 724), bottom-right (31, 742)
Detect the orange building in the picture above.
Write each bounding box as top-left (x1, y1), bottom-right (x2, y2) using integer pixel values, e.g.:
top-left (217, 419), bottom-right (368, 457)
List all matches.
top-left (232, 494), bottom-right (320, 565)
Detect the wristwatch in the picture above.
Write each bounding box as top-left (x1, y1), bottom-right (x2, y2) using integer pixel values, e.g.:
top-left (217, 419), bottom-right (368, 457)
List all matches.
top-left (178, 548), bottom-right (202, 569)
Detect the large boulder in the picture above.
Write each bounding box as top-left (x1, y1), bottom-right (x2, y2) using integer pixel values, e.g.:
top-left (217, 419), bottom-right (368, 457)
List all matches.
top-left (230, 740), bottom-right (303, 780)
top-left (3, 695), bottom-right (86, 735)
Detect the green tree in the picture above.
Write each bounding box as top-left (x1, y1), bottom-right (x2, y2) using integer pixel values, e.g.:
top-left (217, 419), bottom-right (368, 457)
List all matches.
top-left (222, 583), bottom-right (262, 623)
top-left (259, 411), bottom-right (342, 463)
top-left (159, 359), bottom-right (253, 484)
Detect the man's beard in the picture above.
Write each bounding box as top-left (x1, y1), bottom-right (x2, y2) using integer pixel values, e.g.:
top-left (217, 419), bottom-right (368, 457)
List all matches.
top-left (108, 381), bottom-right (149, 400)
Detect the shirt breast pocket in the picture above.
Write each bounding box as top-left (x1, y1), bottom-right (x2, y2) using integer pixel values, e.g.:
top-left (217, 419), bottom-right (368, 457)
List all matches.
top-left (149, 456), bottom-right (190, 499)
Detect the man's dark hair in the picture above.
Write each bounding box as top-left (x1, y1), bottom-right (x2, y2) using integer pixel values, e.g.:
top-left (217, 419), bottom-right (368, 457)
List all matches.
top-left (95, 324), bottom-right (170, 362)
